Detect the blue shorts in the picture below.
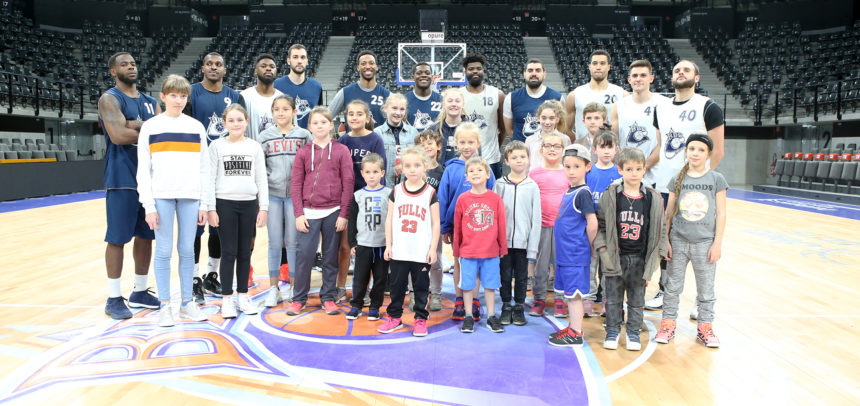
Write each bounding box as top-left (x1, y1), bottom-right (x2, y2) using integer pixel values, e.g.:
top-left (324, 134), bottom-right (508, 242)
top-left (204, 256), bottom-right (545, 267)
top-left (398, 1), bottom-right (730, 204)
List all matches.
top-left (555, 265), bottom-right (589, 299)
top-left (104, 189), bottom-right (154, 245)
top-left (459, 257), bottom-right (501, 291)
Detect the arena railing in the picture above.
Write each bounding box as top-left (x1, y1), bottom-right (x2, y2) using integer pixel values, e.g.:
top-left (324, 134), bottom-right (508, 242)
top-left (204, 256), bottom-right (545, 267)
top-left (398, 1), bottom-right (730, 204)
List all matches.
top-left (1, 70), bottom-right (88, 120)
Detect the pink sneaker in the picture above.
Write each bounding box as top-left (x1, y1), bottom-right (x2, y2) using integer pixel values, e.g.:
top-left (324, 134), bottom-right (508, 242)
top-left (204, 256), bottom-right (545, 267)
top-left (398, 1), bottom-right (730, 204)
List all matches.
top-left (323, 301), bottom-right (340, 315)
top-left (529, 299), bottom-right (546, 316)
top-left (286, 301), bottom-right (304, 316)
top-left (697, 323), bottom-right (720, 348)
top-left (655, 319), bottom-right (676, 344)
top-left (377, 317), bottom-right (403, 334)
top-left (413, 318), bottom-right (428, 337)
top-left (554, 299), bottom-right (568, 318)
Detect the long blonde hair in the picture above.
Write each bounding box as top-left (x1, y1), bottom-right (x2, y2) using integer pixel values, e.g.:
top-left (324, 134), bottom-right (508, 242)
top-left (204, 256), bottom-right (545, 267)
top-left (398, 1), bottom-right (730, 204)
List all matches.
top-left (400, 146), bottom-right (429, 181)
top-left (435, 87), bottom-right (466, 127)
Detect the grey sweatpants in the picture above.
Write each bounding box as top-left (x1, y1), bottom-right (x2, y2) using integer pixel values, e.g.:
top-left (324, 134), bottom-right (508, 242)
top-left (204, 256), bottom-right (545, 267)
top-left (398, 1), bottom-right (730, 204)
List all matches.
top-left (663, 237), bottom-right (717, 323)
top-left (292, 211), bottom-right (340, 304)
top-left (533, 226), bottom-right (555, 301)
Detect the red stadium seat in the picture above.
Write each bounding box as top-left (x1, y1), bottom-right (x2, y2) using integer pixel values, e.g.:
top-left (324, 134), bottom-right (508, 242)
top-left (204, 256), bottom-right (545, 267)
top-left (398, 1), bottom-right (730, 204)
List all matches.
top-left (802, 153), bottom-right (813, 160)
top-left (840, 153), bottom-right (852, 161)
top-left (814, 153), bottom-right (826, 161)
top-left (854, 153), bottom-right (860, 161)
top-left (792, 152), bottom-right (803, 159)
top-left (783, 152), bottom-right (793, 159)
top-left (827, 153), bottom-right (839, 161)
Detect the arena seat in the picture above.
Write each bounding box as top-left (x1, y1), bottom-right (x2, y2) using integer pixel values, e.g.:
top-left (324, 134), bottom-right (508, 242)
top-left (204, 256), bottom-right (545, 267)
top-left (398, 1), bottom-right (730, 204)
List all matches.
top-left (824, 161), bottom-right (844, 192)
top-left (799, 161), bottom-right (818, 189)
top-left (55, 151), bottom-right (67, 162)
top-left (64, 150), bottom-right (77, 161)
top-left (3, 151), bottom-right (18, 160)
top-left (812, 161), bottom-right (831, 190)
top-left (789, 161), bottom-right (806, 188)
top-left (17, 150), bottom-right (31, 159)
top-left (836, 161), bottom-right (858, 194)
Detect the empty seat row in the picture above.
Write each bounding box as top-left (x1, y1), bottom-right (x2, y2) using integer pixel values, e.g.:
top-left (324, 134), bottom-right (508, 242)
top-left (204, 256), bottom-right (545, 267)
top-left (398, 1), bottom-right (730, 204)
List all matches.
top-left (775, 160), bottom-right (860, 194)
top-left (1, 150), bottom-right (76, 161)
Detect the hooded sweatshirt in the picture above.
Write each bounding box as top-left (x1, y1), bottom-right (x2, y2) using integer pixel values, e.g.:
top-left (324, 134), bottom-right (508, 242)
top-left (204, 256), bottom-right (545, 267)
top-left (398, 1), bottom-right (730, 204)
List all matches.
top-left (290, 139), bottom-right (354, 219)
top-left (256, 125), bottom-right (312, 198)
top-left (438, 157), bottom-right (496, 235)
top-left (492, 175), bottom-right (542, 260)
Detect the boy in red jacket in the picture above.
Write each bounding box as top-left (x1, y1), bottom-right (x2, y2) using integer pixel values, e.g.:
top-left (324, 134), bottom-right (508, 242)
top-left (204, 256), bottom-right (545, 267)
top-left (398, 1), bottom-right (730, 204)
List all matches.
top-left (454, 157), bottom-right (508, 333)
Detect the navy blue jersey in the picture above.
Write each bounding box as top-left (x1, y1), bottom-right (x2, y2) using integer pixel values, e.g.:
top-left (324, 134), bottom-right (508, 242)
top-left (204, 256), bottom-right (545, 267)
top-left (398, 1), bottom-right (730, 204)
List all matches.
top-left (273, 76), bottom-right (323, 129)
top-left (508, 86), bottom-right (562, 142)
top-left (554, 184), bottom-right (595, 267)
top-left (342, 83), bottom-right (390, 126)
top-left (188, 82), bottom-right (240, 144)
top-left (99, 87), bottom-right (158, 189)
top-left (405, 90), bottom-right (442, 131)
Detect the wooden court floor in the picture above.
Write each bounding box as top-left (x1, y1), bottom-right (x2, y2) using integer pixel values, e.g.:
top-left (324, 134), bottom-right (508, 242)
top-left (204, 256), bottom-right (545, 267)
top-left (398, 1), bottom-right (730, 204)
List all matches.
top-left (0, 189), bottom-right (857, 405)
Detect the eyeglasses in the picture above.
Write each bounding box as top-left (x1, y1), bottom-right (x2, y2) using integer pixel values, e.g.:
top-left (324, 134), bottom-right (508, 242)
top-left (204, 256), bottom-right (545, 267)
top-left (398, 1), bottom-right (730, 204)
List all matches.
top-left (542, 144), bottom-right (563, 150)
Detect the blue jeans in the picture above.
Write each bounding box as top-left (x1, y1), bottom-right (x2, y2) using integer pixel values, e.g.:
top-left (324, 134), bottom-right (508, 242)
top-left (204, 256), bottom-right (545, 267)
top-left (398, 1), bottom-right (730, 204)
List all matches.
top-left (267, 196), bottom-right (298, 280)
top-left (153, 198), bottom-right (200, 302)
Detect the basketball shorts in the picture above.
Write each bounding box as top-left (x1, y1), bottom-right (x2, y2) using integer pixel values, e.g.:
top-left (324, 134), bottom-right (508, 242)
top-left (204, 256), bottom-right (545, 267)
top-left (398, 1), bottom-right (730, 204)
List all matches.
top-left (105, 189), bottom-right (154, 244)
top-left (555, 265), bottom-right (589, 299)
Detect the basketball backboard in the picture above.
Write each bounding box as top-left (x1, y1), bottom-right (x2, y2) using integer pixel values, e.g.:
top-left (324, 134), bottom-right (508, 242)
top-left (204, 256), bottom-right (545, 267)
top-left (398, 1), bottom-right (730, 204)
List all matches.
top-left (396, 43), bottom-right (467, 90)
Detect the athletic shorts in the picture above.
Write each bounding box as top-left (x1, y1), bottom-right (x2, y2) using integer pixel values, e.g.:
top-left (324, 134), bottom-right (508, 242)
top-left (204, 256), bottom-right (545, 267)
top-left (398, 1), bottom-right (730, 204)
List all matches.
top-left (555, 265), bottom-right (589, 299)
top-left (459, 257), bottom-right (501, 291)
top-left (104, 189), bottom-right (154, 245)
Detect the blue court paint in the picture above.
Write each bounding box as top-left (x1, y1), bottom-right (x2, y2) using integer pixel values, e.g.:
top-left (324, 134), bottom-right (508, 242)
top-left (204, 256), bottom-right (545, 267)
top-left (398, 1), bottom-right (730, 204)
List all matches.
top-left (728, 189), bottom-right (860, 220)
top-left (0, 190), bottom-right (105, 213)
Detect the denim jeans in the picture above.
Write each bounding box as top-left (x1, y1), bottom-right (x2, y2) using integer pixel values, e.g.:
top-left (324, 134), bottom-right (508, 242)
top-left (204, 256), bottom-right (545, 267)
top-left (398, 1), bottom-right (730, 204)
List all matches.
top-left (267, 196), bottom-right (298, 280)
top-left (153, 198), bottom-right (200, 302)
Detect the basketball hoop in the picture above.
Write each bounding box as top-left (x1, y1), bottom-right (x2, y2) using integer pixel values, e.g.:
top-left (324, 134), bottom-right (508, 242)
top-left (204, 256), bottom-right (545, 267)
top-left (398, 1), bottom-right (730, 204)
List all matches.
top-left (432, 74), bottom-right (442, 90)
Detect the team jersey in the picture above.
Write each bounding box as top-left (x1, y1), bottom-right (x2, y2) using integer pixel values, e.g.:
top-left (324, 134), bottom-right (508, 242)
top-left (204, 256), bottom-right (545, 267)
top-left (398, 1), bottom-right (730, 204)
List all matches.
top-left (586, 164), bottom-right (622, 209)
top-left (100, 87), bottom-right (158, 189)
top-left (389, 182), bottom-right (438, 263)
top-left (554, 184), bottom-right (595, 267)
top-left (188, 82), bottom-right (241, 144)
top-left (617, 190), bottom-right (649, 256)
top-left (273, 76), bottom-right (323, 129)
top-left (340, 82), bottom-right (391, 126)
top-left (572, 83), bottom-right (626, 138)
top-left (616, 93), bottom-right (668, 185)
top-left (504, 86), bottom-right (563, 142)
top-left (240, 86), bottom-right (283, 141)
top-left (462, 84), bottom-right (502, 164)
top-left (405, 90), bottom-right (442, 131)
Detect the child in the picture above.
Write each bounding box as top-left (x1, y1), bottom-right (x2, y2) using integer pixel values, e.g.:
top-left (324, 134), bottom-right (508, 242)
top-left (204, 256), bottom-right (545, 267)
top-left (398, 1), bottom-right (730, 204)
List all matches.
top-left (257, 94), bottom-right (313, 307)
top-left (454, 157), bottom-right (508, 333)
top-left (493, 141), bottom-right (541, 326)
top-left (346, 153), bottom-right (390, 320)
top-left (528, 132), bottom-right (570, 318)
top-left (137, 75), bottom-right (210, 327)
top-left (415, 129), bottom-right (446, 310)
top-left (594, 147), bottom-right (668, 351)
top-left (376, 93), bottom-right (418, 186)
top-left (574, 102), bottom-right (608, 162)
top-left (439, 122), bottom-right (496, 321)
top-left (207, 103), bottom-right (268, 319)
top-left (379, 147), bottom-right (440, 337)
top-left (548, 144), bottom-right (597, 347)
top-left (287, 106), bottom-right (354, 316)
top-left (435, 88), bottom-right (469, 164)
top-left (525, 100), bottom-right (570, 171)
top-left (583, 130), bottom-right (621, 315)
top-left (655, 133), bottom-right (726, 348)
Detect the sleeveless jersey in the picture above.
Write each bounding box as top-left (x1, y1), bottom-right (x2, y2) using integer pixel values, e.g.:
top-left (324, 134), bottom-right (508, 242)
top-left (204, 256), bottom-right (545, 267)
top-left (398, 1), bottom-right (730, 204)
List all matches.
top-left (189, 82), bottom-right (240, 144)
top-left (554, 184), bottom-right (594, 267)
top-left (273, 76), bottom-right (322, 129)
top-left (342, 82), bottom-right (391, 126)
top-left (99, 87), bottom-right (157, 189)
top-left (390, 182), bottom-right (436, 263)
top-left (240, 87), bottom-right (283, 141)
top-left (652, 94), bottom-right (710, 192)
top-left (405, 90), bottom-right (442, 131)
top-left (508, 86), bottom-right (562, 142)
top-left (462, 84), bottom-right (501, 164)
top-left (572, 83), bottom-right (626, 138)
top-left (616, 93), bottom-right (669, 185)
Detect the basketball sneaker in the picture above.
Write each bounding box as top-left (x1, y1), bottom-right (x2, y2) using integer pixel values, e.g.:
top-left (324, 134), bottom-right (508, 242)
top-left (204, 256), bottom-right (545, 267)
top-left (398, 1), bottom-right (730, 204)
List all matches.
top-left (697, 323), bottom-right (720, 348)
top-left (180, 301), bottom-right (208, 322)
top-left (626, 333), bottom-right (642, 351)
top-left (500, 303), bottom-right (513, 325)
top-left (644, 290), bottom-right (663, 310)
top-left (529, 299), bottom-right (546, 316)
top-left (323, 300), bottom-right (340, 315)
top-left (472, 299), bottom-right (481, 322)
top-left (279, 264), bottom-right (290, 283)
top-left (158, 304), bottom-right (175, 327)
top-left (460, 315), bottom-right (475, 333)
top-left (603, 331), bottom-right (619, 350)
top-left (554, 298), bottom-right (568, 318)
top-left (237, 294), bottom-right (259, 315)
top-left (452, 297), bottom-right (465, 320)
top-left (548, 328), bottom-right (583, 347)
top-left (192, 277), bottom-right (205, 304)
top-left (346, 307), bottom-right (362, 320)
top-left (429, 293), bottom-right (443, 311)
top-left (221, 297), bottom-right (237, 319)
top-left (128, 288), bottom-right (160, 309)
top-left (105, 297), bottom-right (132, 320)
top-left (512, 304), bottom-right (527, 325)
top-left (487, 315), bottom-right (504, 333)
top-left (203, 272), bottom-right (222, 297)
top-left (286, 301), bottom-right (304, 316)
top-left (377, 317), bottom-right (403, 334)
top-left (413, 318), bottom-right (428, 337)
top-left (367, 308), bottom-right (381, 320)
top-left (264, 286), bottom-right (282, 307)
top-left (655, 319), bottom-right (676, 344)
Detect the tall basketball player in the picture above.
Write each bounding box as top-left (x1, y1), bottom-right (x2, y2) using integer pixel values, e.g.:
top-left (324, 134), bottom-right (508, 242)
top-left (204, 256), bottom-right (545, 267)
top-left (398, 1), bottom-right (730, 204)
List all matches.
top-left (274, 44), bottom-right (323, 129)
top-left (328, 50), bottom-right (391, 126)
top-left (565, 50), bottom-right (628, 138)
top-left (461, 52), bottom-right (506, 178)
top-left (98, 52), bottom-right (161, 319)
top-left (405, 62), bottom-right (442, 131)
top-left (241, 53), bottom-right (283, 140)
top-left (185, 52), bottom-right (244, 303)
top-left (503, 59), bottom-right (562, 143)
top-left (646, 59), bottom-right (724, 310)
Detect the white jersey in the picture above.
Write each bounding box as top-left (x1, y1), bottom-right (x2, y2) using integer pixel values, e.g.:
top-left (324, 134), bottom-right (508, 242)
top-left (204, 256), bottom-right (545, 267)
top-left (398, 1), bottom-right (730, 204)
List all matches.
top-left (616, 93), bottom-right (669, 185)
top-left (461, 84), bottom-right (501, 164)
top-left (572, 82), bottom-right (626, 138)
top-left (651, 93), bottom-right (710, 193)
top-left (240, 87), bottom-right (284, 141)
top-left (390, 182), bottom-right (436, 263)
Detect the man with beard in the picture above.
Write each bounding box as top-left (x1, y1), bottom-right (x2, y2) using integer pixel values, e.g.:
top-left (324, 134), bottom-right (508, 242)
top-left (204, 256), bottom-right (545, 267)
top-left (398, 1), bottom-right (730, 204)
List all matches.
top-left (184, 52), bottom-right (243, 303)
top-left (565, 50), bottom-right (628, 139)
top-left (274, 44), bottom-right (323, 129)
top-left (240, 53), bottom-right (283, 140)
top-left (461, 53), bottom-right (506, 178)
top-left (405, 62), bottom-right (441, 131)
top-left (645, 59), bottom-right (724, 312)
top-left (328, 50), bottom-right (390, 126)
top-left (503, 59), bottom-right (563, 143)
top-left (98, 52), bottom-right (161, 319)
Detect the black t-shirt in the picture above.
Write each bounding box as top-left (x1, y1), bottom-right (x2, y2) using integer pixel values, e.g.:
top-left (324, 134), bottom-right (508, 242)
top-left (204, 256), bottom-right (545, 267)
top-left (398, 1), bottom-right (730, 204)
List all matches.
top-left (617, 190), bottom-right (650, 256)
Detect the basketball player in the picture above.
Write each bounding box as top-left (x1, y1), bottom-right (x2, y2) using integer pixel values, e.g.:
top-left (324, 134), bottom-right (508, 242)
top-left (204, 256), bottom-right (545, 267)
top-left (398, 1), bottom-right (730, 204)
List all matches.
top-left (98, 52), bottom-right (161, 319)
top-left (405, 62), bottom-right (442, 131)
top-left (241, 53), bottom-right (284, 140)
top-left (461, 53), bottom-right (506, 179)
top-left (503, 59), bottom-right (563, 143)
top-left (565, 50), bottom-right (628, 138)
top-left (185, 52), bottom-right (244, 303)
top-left (273, 44), bottom-right (323, 129)
top-left (328, 50), bottom-right (391, 126)
top-left (646, 59), bottom-right (725, 310)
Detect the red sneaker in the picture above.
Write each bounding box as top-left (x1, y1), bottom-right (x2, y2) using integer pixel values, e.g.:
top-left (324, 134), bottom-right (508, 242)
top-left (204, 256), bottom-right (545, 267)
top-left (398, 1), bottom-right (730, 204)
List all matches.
top-left (323, 300), bottom-right (340, 315)
top-left (553, 298), bottom-right (568, 318)
top-left (655, 319), bottom-right (676, 344)
top-left (697, 322), bottom-right (720, 348)
top-left (286, 301), bottom-right (305, 316)
top-left (279, 264), bottom-right (290, 283)
top-left (529, 299), bottom-right (546, 316)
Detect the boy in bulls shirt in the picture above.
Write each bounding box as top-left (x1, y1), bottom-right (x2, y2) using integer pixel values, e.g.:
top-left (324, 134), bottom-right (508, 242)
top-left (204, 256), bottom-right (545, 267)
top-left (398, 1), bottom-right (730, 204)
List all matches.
top-left (594, 148), bottom-right (668, 351)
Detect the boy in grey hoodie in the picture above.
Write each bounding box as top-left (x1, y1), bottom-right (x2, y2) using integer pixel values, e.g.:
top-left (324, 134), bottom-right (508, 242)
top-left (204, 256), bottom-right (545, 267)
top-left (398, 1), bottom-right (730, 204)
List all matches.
top-left (492, 141), bottom-right (542, 325)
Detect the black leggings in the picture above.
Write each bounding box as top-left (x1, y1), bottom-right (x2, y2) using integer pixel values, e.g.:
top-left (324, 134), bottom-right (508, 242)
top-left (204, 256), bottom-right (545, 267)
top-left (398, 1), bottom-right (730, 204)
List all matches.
top-left (216, 198), bottom-right (257, 295)
top-left (194, 228), bottom-right (221, 263)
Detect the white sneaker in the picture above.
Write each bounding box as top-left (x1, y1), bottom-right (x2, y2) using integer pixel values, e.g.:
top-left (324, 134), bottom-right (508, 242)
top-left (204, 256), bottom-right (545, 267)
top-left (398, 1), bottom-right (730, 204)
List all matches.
top-left (644, 291), bottom-right (664, 310)
top-left (626, 335), bottom-right (642, 351)
top-left (690, 306), bottom-right (699, 320)
top-left (158, 304), bottom-right (175, 327)
top-left (237, 294), bottom-right (260, 315)
top-left (264, 286), bottom-right (282, 307)
top-left (180, 301), bottom-right (208, 322)
top-left (221, 297), bottom-right (238, 319)
top-left (603, 333), bottom-right (619, 350)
